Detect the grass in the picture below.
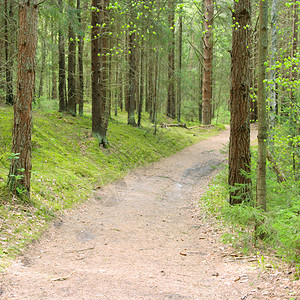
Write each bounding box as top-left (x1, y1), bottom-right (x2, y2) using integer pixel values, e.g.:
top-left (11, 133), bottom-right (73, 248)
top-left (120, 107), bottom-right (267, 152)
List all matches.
top-left (0, 102), bottom-right (224, 270)
top-left (199, 145), bottom-right (300, 279)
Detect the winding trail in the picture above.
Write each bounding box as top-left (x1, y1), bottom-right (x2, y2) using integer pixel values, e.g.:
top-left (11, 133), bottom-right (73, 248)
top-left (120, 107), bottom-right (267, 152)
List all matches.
top-left (1, 127), bottom-right (298, 299)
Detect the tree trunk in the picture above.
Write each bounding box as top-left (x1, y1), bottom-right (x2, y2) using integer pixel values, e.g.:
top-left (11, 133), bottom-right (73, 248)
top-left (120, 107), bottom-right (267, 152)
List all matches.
top-left (67, 0), bottom-right (76, 116)
top-left (91, 0), bottom-right (109, 147)
top-left (290, 0), bottom-right (299, 178)
top-left (58, 0), bottom-right (66, 112)
top-left (167, 1), bottom-right (176, 119)
top-left (38, 21), bottom-right (47, 99)
top-left (127, 32), bottom-right (136, 126)
top-left (77, 0), bottom-right (84, 116)
top-left (177, 11), bottom-right (183, 123)
top-left (138, 46), bottom-right (144, 127)
top-left (8, 0), bottom-right (38, 197)
top-left (202, 0), bottom-right (213, 125)
top-left (4, 0), bottom-right (14, 105)
top-left (228, 0), bottom-right (252, 204)
top-left (256, 0), bottom-right (269, 211)
top-left (51, 19), bottom-right (58, 100)
top-left (268, 0), bottom-right (278, 145)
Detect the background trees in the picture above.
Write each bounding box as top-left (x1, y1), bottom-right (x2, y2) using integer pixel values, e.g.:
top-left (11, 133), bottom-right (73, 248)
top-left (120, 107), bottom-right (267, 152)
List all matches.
top-left (0, 0), bottom-right (298, 204)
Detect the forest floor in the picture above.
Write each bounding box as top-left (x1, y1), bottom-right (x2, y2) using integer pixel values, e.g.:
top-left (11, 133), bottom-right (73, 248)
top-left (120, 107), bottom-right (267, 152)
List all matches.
top-left (1, 127), bottom-right (299, 299)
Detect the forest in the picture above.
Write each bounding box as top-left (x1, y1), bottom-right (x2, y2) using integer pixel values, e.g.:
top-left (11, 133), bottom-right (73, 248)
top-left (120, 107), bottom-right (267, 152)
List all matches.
top-left (0, 0), bottom-right (299, 283)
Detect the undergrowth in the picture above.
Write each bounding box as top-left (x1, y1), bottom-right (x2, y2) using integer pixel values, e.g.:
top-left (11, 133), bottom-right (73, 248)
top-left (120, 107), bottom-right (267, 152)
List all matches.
top-left (200, 149), bottom-right (300, 278)
top-left (0, 104), bottom-right (224, 270)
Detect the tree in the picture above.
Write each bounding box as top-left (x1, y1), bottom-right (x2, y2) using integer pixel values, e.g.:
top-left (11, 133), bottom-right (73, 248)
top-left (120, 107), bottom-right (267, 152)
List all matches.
top-left (202, 0), bottom-right (213, 125)
top-left (228, 0), bottom-right (252, 204)
top-left (167, 1), bottom-right (176, 119)
top-left (127, 31), bottom-right (137, 126)
top-left (4, 0), bottom-right (14, 105)
top-left (256, 0), bottom-right (269, 211)
top-left (8, 0), bottom-right (39, 196)
top-left (77, 0), bottom-right (84, 116)
top-left (269, 0), bottom-right (278, 144)
top-left (67, 0), bottom-right (77, 116)
top-left (58, 0), bottom-right (67, 112)
top-left (91, 0), bottom-right (109, 147)
top-left (177, 9), bottom-right (183, 123)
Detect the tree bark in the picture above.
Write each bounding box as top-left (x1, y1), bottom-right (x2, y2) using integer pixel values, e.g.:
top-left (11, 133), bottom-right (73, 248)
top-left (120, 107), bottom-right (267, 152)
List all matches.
top-left (91, 0), bottom-right (109, 147)
top-left (58, 0), bottom-right (66, 112)
top-left (202, 0), bottom-right (213, 125)
top-left (51, 18), bottom-right (58, 100)
top-left (256, 0), bottom-right (268, 211)
top-left (167, 1), bottom-right (176, 119)
top-left (77, 0), bottom-right (84, 116)
top-left (67, 0), bottom-right (76, 116)
top-left (127, 32), bottom-right (136, 126)
top-left (4, 0), bottom-right (14, 105)
top-left (38, 20), bottom-right (47, 99)
top-left (268, 0), bottom-right (278, 145)
top-left (138, 46), bottom-right (144, 127)
top-left (228, 0), bottom-right (252, 204)
top-left (8, 0), bottom-right (38, 197)
top-left (177, 10), bottom-right (183, 123)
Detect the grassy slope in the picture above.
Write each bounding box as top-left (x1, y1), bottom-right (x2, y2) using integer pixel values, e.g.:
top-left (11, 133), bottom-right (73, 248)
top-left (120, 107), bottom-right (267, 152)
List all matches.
top-left (0, 104), bottom-right (224, 269)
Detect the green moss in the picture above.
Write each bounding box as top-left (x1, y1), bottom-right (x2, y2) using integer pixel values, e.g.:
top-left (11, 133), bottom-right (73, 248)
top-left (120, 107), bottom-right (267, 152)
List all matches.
top-left (0, 105), bottom-right (224, 269)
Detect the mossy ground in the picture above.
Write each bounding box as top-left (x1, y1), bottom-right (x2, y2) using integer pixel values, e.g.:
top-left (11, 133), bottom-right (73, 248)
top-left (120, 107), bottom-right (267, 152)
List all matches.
top-left (0, 103), bottom-right (224, 270)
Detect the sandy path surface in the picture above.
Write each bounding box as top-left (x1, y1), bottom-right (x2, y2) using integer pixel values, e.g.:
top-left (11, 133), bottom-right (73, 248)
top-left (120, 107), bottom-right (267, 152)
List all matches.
top-left (1, 128), bottom-right (299, 299)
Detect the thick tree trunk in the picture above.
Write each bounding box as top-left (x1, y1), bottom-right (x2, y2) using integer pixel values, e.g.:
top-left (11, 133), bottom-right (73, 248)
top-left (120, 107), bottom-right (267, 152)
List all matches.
top-left (4, 0), bottom-right (14, 105)
top-left (67, 0), bottom-right (76, 116)
top-left (91, 0), bottom-right (109, 147)
top-left (256, 0), bottom-right (269, 211)
top-left (8, 0), bottom-right (38, 197)
top-left (167, 2), bottom-right (176, 119)
top-left (202, 0), bottom-right (213, 125)
top-left (228, 0), bottom-right (252, 204)
top-left (58, 0), bottom-right (66, 112)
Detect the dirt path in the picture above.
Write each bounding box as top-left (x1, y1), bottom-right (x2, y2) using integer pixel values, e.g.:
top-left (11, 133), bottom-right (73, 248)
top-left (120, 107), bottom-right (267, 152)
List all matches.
top-left (1, 128), bottom-right (299, 299)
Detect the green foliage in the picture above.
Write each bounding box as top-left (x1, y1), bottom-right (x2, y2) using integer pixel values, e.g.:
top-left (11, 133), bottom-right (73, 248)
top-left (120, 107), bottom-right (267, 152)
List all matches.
top-left (0, 104), bottom-right (223, 269)
top-left (200, 150), bottom-right (300, 267)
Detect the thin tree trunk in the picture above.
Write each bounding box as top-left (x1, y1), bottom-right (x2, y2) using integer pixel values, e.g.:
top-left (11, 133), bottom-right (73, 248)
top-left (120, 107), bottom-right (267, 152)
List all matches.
top-left (8, 0), bottom-right (38, 196)
top-left (202, 0), bottom-right (213, 125)
top-left (228, 0), bottom-right (252, 204)
top-left (67, 0), bottom-right (76, 116)
top-left (38, 21), bottom-right (47, 99)
top-left (290, 0), bottom-right (299, 178)
top-left (177, 11), bottom-right (183, 123)
top-left (77, 0), bottom-right (84, 116)
top-left (4, 0), bottom-right (14, 105)
top-left (58, 0), bottom-right (66, 112)
top-left (256, 0), bottom-right (269, 211)
top-left (269, 0), bottom-right (278, 145)
top-left (167, 1), bottom-right (176, 119)
top-left (127, 32), bottom-right (136, 126)
top-left (51, 19), bottom-right (58, 100)
top-left (138, 46), bottom-right (144, 127)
